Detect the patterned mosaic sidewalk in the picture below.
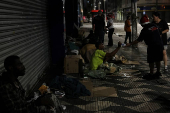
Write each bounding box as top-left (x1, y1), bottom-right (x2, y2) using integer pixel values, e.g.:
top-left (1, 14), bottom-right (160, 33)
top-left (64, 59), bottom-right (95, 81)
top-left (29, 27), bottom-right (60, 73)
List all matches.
top-left (56, 29), bottom-right (170, 113)
top-left (59, 44), bottom-right (170, 113)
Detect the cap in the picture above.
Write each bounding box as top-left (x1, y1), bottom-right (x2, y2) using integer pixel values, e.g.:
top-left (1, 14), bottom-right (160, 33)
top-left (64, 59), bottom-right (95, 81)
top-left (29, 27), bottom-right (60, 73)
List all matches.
top-left (140, 15), bottom-right (150, 25)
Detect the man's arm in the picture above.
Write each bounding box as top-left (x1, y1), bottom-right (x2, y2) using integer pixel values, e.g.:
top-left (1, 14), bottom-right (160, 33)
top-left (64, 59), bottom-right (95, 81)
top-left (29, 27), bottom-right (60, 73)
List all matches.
top-left (162, 29), bottom-right (169, 34)
top-left (162, 20), bottom-right (169, 34)
top-left (105, 42), bottom-right (121, 57)
top-left (126, 40), bottom-right (139, 46)
top-left (0, 84), bottom-right (36, 113)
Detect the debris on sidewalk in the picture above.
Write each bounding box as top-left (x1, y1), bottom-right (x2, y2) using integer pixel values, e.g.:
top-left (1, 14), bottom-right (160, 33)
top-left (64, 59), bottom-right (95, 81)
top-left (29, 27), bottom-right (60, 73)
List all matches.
top-left (110, 55), bottom-right (140, 65)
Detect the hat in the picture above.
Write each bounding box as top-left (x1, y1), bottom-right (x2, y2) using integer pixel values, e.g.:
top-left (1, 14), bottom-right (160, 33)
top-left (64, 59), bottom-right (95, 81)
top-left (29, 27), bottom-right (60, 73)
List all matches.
top-left (140, 15), bottom-right (150, 25)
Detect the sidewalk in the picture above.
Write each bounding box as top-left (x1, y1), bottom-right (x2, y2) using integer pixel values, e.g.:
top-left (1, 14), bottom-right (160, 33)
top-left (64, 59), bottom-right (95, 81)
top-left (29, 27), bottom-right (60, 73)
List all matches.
top-left (59, 23), bottom-right (170, 113)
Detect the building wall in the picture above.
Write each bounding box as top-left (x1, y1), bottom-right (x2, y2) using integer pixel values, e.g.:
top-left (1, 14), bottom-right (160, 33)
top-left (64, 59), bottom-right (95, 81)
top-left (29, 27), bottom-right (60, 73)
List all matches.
top-left (138, 0), bottom-right (170, 5)
top-left (122, 0), bottom-right (131, 8)
top-left (122, 0), bottom-right (170, 22)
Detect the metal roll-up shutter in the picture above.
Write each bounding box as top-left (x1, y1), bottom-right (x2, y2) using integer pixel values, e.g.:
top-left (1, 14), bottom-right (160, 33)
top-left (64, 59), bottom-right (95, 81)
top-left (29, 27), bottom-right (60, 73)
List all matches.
top-left (0, 0), bottom-right (50, 93)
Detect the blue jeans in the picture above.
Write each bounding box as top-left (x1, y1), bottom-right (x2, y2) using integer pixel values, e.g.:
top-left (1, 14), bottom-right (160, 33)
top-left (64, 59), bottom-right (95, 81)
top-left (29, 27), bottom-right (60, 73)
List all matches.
top-left (124, 32), bottom-right (131, 43)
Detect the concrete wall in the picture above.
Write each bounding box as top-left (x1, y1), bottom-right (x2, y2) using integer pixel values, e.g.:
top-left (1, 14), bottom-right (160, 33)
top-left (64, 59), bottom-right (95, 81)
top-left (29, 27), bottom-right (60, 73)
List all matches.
top-left (138, 0), bottom-right (170, 5)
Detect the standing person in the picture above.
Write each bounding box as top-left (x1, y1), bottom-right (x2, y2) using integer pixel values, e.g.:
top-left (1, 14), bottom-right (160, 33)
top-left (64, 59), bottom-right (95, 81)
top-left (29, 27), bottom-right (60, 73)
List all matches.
top-left (152, 11), bottom-right (169, 71)
top-left (126, 15), bottom-right (164, 80)
top-left (107, 15), bottom-right (114, 46)
top-left (92, 10), bottom-right (106, 43)
top-left (124, 16), bottom-right (132, 44)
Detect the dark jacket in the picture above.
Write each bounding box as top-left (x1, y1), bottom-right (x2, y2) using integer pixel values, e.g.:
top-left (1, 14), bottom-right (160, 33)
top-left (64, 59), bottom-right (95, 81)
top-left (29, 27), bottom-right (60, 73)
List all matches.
top-left (49, 76), bottom-right (91, 99)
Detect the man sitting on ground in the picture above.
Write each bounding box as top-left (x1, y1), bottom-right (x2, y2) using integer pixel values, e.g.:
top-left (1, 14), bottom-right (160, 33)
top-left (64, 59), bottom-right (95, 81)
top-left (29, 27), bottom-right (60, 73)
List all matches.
top-left (0, 55), bottom-right (58, 113)
top-left (90, 41), bottom-right (122, 70)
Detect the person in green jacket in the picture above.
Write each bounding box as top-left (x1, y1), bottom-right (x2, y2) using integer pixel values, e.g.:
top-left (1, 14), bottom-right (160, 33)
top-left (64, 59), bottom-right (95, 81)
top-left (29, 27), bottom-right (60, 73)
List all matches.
top-left (90, 41), bottom-right (122, 70)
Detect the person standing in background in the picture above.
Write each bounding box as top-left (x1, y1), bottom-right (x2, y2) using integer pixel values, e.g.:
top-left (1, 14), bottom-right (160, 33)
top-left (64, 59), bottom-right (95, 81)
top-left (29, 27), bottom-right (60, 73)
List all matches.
top-left (152, 12), bottom-right (169, 71)
top-left (107, 15), bottom-right (114, 46)
top-left (124, 16), bottom-right (132, 44)
top-left (126, 15), bottom-right (164, 80)
top-left (92, 10), bottom-right (106, 43)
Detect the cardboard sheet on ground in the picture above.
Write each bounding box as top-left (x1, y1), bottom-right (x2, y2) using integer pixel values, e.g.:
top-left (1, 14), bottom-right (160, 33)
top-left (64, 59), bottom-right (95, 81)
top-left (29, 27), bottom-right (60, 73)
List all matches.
top-left (80, 79), bottom-right (117, 97)
top-left (123, 61), bottom-right (140, 65)
top-left (121, 69), bottom-right (139, 73)
top-left (80, 80), bottom-right (93, 96)
top-left (93, 87), bottom-right (117, 97)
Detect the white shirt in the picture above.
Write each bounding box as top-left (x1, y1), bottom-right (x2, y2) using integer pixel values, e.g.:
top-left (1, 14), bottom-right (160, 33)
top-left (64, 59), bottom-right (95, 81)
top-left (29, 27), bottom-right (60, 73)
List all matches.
top-left (107, 18), bottom-right (114, 29)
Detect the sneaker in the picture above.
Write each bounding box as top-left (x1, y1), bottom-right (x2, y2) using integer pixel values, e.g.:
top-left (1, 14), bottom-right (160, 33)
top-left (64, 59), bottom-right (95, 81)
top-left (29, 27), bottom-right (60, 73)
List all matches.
top-left (142, 73), bottom-right (153, 80)
top-left (153, 71), bottom-right (162, 79)
top-left (164, 66), bottom-right (168, 72)
top-left (164, 68), bottom-right (168, 72)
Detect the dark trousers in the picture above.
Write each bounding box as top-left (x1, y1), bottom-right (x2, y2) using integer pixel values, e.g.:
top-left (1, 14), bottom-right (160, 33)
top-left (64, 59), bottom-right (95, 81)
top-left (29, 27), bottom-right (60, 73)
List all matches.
top-left (108, 28), bottom-right (114, 46)
top-left (95, 30), bottom-right (105, 43)
top-left (124, 32), bottom-right (131, 43)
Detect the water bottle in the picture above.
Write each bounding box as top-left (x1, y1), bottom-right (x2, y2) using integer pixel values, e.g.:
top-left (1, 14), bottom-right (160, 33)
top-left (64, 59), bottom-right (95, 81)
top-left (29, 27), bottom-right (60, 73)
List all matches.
top-left (121, 43), bottom-right (126, 47)
top-left (33, 92), bottom-right (39, 100)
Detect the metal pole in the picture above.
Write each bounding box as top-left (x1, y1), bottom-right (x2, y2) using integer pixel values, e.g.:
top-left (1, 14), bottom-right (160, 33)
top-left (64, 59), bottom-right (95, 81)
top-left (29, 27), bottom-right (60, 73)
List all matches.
top-left (98, 1), bottom-right (101, 10)
top-left (98, 3), bottom-right (100, 10)
top-left (93, 0), bottom-right (96, 10)
top-left (131, 0), bottom-right (137, 45)
top-left (103, 0), bottom-right (106, 25)
top-left (156, 0), bottom-right (158, 11)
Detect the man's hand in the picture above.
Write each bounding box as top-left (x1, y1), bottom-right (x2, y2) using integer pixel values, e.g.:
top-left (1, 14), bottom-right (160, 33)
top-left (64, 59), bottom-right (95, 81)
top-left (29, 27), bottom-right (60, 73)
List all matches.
top-left (36, 94), bottom-right (55, 108)
top-left (118, 41), bottom-right (122, 47)
top-left (125, 43), bottom-right (131, 47)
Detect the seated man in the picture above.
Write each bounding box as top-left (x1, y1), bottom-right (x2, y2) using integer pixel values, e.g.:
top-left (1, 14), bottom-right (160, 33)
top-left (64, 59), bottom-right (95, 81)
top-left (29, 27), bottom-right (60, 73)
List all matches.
top-left (90, 41), bottom-right (121, 70)
top-left (0, 55), bottom-right (59, 113)
top-left (80, 44), bottom-right (96, 63)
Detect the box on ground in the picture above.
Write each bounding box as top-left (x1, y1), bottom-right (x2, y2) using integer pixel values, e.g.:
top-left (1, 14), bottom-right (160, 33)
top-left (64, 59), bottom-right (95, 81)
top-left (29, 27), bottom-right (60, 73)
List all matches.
top-left (80, 79), bottom-right (117, 97)
top-left (64, 55), bottom-right (84, 74)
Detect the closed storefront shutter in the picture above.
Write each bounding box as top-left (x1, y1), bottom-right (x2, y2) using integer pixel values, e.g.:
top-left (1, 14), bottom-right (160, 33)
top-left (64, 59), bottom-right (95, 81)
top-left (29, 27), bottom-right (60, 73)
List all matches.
top-left (0, 0), bottom-right (50, 93)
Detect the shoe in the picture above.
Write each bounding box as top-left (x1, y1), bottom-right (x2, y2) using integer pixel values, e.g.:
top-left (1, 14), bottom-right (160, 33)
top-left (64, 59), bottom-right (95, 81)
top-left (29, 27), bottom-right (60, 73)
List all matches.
top-left (142, 73), bottom-right (153, 80)
top-left (164, 66), bottom-right (168, 72)
top-left (164, 69), bottom-right (168, 72)
top-left (153, 71), bottom-right (162, 79)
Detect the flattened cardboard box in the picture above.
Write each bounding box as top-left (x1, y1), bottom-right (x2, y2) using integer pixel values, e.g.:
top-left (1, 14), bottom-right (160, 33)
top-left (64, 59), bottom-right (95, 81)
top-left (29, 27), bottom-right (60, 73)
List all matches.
top-left (64, 55), bottom-right (84, 74)
top-left (80, 79), bottom-right (117, 97)
top-left (64, 58), bottom-right (79, 74)
top-left (123, 61), bottom-right (140, 65)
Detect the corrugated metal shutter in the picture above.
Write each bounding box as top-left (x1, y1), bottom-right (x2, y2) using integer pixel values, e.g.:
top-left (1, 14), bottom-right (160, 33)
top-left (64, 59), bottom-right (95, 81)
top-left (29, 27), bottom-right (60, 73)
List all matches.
top-left (0, 0), bottom-right (50, 93)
